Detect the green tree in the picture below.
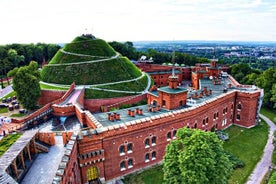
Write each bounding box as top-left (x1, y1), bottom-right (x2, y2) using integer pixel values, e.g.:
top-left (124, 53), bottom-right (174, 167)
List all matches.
top-left (269, 172), bottom-right (276, 184)
top-left (271, 84), bottom-right (276, 109)
top-left (7, 48), bottom-right (25, 67)
top-left (109, 41), bottom-right (137, 60)
top-left (163, 128), bottom-right (232, 184)
top-left (229, 63), bottom-right (252, 83)
top-left (256, 68), bottom-right (276, 108)
top-left (8, 61), bottom-right (41, 110)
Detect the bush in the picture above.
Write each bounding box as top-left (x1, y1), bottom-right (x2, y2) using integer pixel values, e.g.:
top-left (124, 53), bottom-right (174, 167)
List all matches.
top-left (225, 151), bottom-right (245, 169)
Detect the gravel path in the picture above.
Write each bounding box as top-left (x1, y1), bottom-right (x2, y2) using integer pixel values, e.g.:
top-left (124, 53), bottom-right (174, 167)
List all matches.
top-left (246, 114), bottom-right (276, 184)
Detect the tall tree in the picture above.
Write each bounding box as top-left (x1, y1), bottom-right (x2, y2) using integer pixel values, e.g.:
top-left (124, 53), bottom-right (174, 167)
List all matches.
top-left (163, 128), bottom-right (232, 184)
top-left (256, 67), bottom-right (276, 108)
top-left (8, 61), bottom-right (41, 110)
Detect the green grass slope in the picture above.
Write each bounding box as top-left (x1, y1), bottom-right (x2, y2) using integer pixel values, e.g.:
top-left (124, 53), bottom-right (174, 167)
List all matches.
top-left (63, 36), bottom-right (116, 56)
top-left (40, 35), bottom-right (148, 99)
top-left (41, 57), bottom-right (142, 85)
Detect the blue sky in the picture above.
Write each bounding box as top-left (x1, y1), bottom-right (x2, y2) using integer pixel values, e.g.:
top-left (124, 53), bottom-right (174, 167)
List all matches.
top-left (0, 0), bottom-right (275, 44)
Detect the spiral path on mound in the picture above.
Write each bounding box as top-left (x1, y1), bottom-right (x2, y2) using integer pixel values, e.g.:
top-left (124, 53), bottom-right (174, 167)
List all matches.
top-left (41, 49), bottom-right (151, 93)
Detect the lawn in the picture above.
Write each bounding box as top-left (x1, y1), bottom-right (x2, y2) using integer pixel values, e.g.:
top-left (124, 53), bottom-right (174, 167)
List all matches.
top-left (40, 83), bottom-right (69, 90)
top-left (122, 122), bottom-right (268, 184)
top-left (0, 133), bottom-right (22, 156)
top-left (0, 108), bottom-right (8, 113)
top-left (122, 165), bottom-right (164, 184)
top-left (224, 121), bottom-right (269, 184)
top-left (0, 91), bottom-right (16, 100)
top-left (260, 107), bottom-right (276, 124)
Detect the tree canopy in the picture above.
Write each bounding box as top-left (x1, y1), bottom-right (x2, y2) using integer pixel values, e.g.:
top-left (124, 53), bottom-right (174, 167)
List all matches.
top-left (8, 61), bottom-right (41, 110)
top-left (163, 128), bottom-right (232, 184)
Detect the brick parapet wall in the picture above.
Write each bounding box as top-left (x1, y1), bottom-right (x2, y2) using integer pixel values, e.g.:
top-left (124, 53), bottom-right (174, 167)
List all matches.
top-left (54, 135), bottom-right (82, 184)
top-left (37, 90), bottom-right (67, 105)
top-left (85, 94), bottom-right (146, 112)
top-left (104, 94), bottom-right (147, 112)
top-left (36, 132), bottom-right (56, 146)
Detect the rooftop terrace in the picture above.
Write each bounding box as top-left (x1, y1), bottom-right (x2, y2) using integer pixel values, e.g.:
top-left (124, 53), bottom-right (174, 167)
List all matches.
top-left (92, 76), bottom-right (260, 129)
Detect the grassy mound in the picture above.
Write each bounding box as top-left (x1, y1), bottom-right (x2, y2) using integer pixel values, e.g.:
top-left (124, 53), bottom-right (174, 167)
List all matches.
top-left (85, 89), bottom-right (136, 99)
top-left (63, 36), bottom-right (116, 57)
top-left (96, 74), bottom-right (148, 91)
top-left (41, 57), bottom-right (142, 85)
top-left (49, 51), bottom-right (104, 65)
top-left (41, 35), bottom-right (148, 99)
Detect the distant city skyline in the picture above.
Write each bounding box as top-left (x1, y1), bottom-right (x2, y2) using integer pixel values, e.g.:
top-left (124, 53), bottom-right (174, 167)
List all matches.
top-left (0, 0), bottom-right (276, 44)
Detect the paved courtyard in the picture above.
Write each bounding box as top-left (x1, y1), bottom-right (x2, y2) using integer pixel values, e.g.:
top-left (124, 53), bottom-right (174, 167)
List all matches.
top-left (21, 136), bottom-right (65, 184)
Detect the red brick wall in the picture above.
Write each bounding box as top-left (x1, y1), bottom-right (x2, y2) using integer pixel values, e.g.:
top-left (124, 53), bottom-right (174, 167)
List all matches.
top-left (233, 91), bottom-right (260, 127)
top-left (52, 105), bottom-right (76, 116)
top-left (60, 140), bottom-right (82, 184)
top-left (36, 132), bottom-right (56, 146)
top-left (37, 90), bottom-right (66, 105)
top-left (85, 94), bottom-right (146, 113)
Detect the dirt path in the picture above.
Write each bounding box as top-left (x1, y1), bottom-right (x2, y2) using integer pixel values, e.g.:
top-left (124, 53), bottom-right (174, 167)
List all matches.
top-left (246, 114), bottom-right (276, 184)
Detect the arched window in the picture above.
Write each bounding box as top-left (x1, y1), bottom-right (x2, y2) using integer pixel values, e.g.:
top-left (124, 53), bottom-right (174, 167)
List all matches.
top-left (237, 114), bottom-right (241, 120)
top-left (203, 119), bottom-right (206, 125)
top-left (145, 153), bottom-right (150, 162)
top-left (145, 138), bottom-right (150, 147)
top-left (128, 159), bottom-right (133, 168)
top-left (167, 132), bottom-right (172, 140)
top-left (216, 112), bottom-right (219, 118)
top-left (194, 123), bottom-right (197, 128)
top-left (237, 104), bottom-right (242, 110)
top-left (173, 130), bottom-right (177, 138)
top-left (127, 143), bottom-right (132, 153)
top-left (120, 161), bottom-right (126, 171)
top-left (152, 151), bottom-right (156, 160)
top-left (206, 117), bottom-right (209, 124)
top-left (119, 145), bottom-right (125, 155)
top-left (152, 136), bottom-right (156, 145)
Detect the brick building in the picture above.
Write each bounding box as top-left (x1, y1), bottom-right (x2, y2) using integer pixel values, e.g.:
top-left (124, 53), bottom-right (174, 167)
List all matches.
top-left (50, 62), bottom-right (262, 183)
top-left (1, 62), bottom-right (262, 184)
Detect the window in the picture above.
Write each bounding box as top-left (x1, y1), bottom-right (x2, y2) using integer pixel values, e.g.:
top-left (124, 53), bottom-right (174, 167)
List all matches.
top-left (120, 161), bottom-right (126, 171)
top-left (194, 123), bottom-right (197, 128)
top-left (167, 132), bottom-right (172, 140)
top-left (145, 139), bottom-right (150, 148)
top-left (237, 114), bottom-right (241, 120)
top-left (216, 112), bottom-right (219, 118)
top-left (173, 130), bottom-right (177, 138)
top-left (152, 136), bottom-right (156, 146)
top-left (237, 104), bottom-right (242, 110)
top-left (152, 151), bottom-right (156, 160)
top-left (203, 119), bottom-right (205, 126)
top-left (119, 145), bottom-right (125, 155)
top-left (145, 153), bottom-right (150, 162)
top-left (206, 117), bottom-right (208, 124)
top-left (128, 159), bottom-right (133, 168)
top-left (127, 143), bottom-right (133, 153)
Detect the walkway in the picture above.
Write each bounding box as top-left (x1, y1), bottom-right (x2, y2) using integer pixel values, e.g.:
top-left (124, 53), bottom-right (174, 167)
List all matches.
top-left (246, 114), bottom-right (276, 184)
top-left (0, 84), bottom-right (13, 99)
top-left (21, 136), bottom-right (65, 184)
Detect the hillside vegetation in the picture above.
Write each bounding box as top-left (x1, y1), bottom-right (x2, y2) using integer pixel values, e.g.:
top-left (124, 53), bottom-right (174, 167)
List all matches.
top-left (40, 35), bottom-right (148, 99)
top-left (63, 36), bottom-right (116, 56)
top-left (41, 57), bottom-right (142, 85)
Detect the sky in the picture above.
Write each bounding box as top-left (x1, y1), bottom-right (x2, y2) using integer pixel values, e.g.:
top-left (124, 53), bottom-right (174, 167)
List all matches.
top-left (0, 0), bottom-right (276, 44)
